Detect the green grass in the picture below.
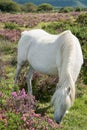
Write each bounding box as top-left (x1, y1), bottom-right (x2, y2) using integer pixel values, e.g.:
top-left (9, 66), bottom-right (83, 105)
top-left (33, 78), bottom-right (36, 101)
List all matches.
top-left (62, 93), bottom-right (87, 129)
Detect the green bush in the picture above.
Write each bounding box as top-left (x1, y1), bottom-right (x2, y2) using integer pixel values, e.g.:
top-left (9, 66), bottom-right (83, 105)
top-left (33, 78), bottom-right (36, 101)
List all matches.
top-left (82, 44), bottom-right (87, 84)
top-left (22, 2), bottom-right (37, 12)
top-left (76, 13), bottom-right (87, 25)
top-left (0, 0), bottom-right (21, 12)
top-left (4, 22), bottom-right (20, 30)
top-left (37, 3), bottom-right (53, 12)
top-left (75, 7), bottom-right (82, 12)
top-left (59, 7), bottom-right (74, 13)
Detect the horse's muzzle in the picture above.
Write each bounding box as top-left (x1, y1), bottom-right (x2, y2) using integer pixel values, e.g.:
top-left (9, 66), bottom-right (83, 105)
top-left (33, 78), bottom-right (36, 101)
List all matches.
top-left (54, 114), bottom-right (63, 124)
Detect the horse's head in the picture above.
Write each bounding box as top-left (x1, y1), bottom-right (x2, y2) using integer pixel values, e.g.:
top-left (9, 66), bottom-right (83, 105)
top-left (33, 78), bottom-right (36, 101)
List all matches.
top-left (51, 86), bottom-right (73, 123)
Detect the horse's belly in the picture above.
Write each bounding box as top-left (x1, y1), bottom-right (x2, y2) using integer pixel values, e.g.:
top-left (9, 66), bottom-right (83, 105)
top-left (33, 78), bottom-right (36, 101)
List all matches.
top-left (30, 61), bottom-right (58, 75)
top-left (28, 48), bottom-right (58, 75)
top-left (37, 64), bottom-right (58, 75)
top-left (45, 66), bottom-right (58, 75)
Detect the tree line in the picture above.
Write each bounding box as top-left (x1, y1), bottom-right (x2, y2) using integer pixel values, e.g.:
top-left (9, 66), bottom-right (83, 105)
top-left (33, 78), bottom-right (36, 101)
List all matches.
top-left (0, 0), bottom-right (86, 13)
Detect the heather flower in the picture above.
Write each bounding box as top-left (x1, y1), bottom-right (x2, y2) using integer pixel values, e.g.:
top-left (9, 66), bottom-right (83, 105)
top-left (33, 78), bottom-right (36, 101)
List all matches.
top-left (21, 88), bottom-right (26, 95)
top-left (19, 88), bottom-right (26, 98)
top-left (12, 92), bottom-right (17, 97)
top-left (21, 116), bottom-right (26, 122)
top-left (30, 127), bottom-right (35, 130)
top-left (5, 89), bottom-right (37, 114)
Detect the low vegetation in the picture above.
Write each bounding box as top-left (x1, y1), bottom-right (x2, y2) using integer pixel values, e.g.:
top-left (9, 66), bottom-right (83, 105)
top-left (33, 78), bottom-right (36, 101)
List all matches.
top-left (0, 12), bottom-right (87, 129)
top-left (0, 0), bottom-right (21, 12)
top-left (0, 0), bottom-right (87, 13)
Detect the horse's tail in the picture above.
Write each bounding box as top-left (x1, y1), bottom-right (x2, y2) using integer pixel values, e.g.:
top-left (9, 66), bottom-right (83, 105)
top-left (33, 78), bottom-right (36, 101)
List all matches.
top-left (56, 30), bottom-right (83, 104)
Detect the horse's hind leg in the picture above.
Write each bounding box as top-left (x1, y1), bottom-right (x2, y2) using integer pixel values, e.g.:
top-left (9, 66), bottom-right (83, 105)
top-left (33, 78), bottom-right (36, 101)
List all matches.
top-left (26, 66), bottom-right (35, 94)
top-left (14, 62), bottom-right (25, 84)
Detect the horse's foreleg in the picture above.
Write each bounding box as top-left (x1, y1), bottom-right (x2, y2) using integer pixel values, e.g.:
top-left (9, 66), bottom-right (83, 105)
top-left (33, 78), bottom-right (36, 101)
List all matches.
top-left (26, 66), bottom-right (35, 94)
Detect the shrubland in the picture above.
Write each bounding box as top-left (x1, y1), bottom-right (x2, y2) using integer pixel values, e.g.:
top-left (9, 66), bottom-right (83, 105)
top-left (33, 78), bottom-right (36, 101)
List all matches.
top-left (0, 0), bottom-right (87, 13)
top-left (0, 12), bottom-right (87, 129)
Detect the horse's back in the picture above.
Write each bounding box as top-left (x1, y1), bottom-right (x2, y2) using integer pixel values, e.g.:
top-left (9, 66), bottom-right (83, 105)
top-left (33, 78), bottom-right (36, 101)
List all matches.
top-left (21, 29), bottom-right (51, 39)
top-left (21, 29), bottom-right (58, 44)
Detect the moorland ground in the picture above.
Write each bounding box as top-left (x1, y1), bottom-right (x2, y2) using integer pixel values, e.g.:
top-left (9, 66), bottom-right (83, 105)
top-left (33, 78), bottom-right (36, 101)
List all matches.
top-left (0, 12), bottom-right (87, 130)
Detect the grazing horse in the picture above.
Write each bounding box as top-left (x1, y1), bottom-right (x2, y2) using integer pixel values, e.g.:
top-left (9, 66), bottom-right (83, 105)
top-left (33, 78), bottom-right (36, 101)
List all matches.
top-left (15, 29), bottom-right (83, 123)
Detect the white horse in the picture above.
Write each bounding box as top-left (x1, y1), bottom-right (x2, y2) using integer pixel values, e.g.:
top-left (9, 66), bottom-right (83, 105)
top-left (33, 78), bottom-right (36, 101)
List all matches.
top-left (15, 29), bottom-right (83, 123)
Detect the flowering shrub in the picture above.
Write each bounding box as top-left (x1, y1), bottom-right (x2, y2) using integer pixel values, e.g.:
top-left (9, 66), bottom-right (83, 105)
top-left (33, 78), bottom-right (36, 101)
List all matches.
top-left (0, 89), bottom-right (60, 129)
top-left (21, 111), bottom-right (60, 130)
top-left (0, 12), bottom-right (80, 28)
top-left (0, 29), bottom-right (21, 42)
top-left (17, 71), bottom-right (58, 101)
top-left (5, 89), bottom-right (37, 114)
top-left (77, 13), bottom-right (87, 25)
top-left (0, 12), bottom-right (81, 42)
top-left (32, 72), bottom-right (58, 101)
